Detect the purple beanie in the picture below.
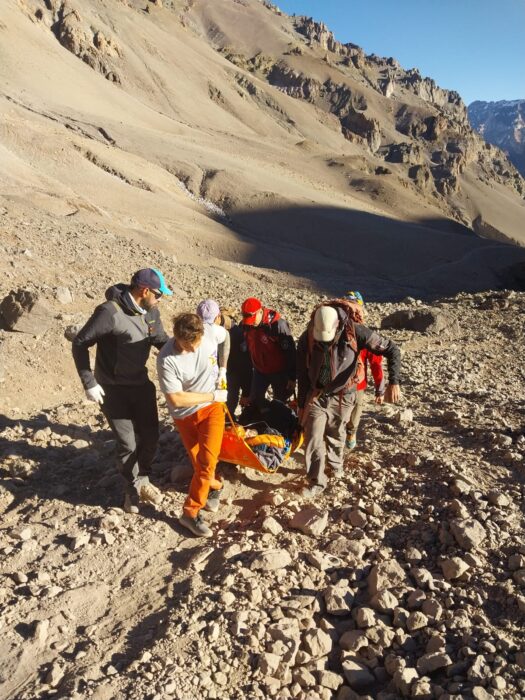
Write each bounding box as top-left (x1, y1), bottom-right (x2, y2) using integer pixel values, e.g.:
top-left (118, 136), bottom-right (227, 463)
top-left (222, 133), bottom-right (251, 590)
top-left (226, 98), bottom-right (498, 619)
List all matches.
top-left (196, 299), bottom-right (220, 324)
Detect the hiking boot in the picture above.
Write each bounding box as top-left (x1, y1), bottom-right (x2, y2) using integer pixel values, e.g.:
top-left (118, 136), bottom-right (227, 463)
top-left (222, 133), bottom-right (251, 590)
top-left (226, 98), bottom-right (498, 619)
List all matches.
top-left (345, 435), bottom-right (357, 450)
top-left (204, 488), bottom-right (222, 513)
top-left (123, 490), bottom-right (140, 514)
top-left (179, 512), bottom-right (213, 538)
top-left (300, 483), bottom-right (325, 499)
top-left (139, 481), bottom-right (163, 506)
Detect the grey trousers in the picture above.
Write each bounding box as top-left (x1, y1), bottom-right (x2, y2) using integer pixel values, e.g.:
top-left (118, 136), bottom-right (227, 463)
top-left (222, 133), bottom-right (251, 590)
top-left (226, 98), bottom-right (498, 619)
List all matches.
top-left (304, 391), bottom-right (356, 487)
top-left (347, 389), bottom-right (365, 436)
top-left (100, 381), bottom-right (159, 493)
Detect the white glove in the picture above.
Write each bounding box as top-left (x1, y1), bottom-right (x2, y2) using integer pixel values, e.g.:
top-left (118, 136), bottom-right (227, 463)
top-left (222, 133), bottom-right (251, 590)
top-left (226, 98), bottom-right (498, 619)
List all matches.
top-left (212, 389), bottom-right (228, 403)
top-left (85, 384), bottom-right (105, 405)
top-left (217, 367), bottom-right (228, 389)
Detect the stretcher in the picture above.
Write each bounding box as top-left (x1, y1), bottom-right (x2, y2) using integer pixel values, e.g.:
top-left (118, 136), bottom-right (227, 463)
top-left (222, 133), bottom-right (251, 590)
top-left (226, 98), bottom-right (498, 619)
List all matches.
top-left (219, 404), bottom-right (303, 474)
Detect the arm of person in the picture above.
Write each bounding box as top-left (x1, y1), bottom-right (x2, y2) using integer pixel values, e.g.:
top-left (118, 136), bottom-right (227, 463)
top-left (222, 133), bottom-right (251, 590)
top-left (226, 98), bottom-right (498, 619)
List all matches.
top-left (277, 319), bottom-right (297, 383)
top-left (149, 307), bottom-right (170, 349)
top-left (217, 327), bottom-right (230, 369)
top-left (355, 324), bottom-right (401, 402)
top-left (71, 304), bottom-right (114, 389)
top-left (384, 383), bottom-right (401, 403)
top-left (368, 351), bottom-right (386, 400)
top-left (164, 390), bottom-right (222, 409)
top-left (295, 332), bottom-right (310, 409)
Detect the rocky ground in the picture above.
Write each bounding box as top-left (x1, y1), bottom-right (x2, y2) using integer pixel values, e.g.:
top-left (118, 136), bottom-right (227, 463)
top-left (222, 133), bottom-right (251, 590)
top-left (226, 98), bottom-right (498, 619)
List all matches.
top-left (1, 206), bottom-right (524, 700)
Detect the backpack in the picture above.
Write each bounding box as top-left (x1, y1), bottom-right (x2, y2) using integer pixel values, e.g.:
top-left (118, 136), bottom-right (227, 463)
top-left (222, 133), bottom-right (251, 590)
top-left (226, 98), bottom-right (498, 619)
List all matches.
top-left (307, 298), bottom-right (365, 392)
top-left (220, 307), bottom-right (238, 330)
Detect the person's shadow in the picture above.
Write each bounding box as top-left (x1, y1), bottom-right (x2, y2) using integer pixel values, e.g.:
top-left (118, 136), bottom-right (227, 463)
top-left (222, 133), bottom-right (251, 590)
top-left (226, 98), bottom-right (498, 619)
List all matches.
top-left (0, 408), bottom-right (184, 531)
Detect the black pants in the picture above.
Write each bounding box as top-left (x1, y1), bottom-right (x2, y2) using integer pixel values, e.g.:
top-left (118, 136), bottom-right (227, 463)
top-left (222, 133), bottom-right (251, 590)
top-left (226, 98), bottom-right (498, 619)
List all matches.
top-left (100, 381), bottom-right (159, 488)
top-left (226, 373), bottom-right (242, 416)
top-left (249, 369), bottom-right (290, 407)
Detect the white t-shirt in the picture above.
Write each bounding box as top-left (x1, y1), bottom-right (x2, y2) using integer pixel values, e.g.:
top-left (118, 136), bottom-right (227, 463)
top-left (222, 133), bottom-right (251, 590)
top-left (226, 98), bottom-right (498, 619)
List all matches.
top-left (157, 325), bottom-right (220, 419)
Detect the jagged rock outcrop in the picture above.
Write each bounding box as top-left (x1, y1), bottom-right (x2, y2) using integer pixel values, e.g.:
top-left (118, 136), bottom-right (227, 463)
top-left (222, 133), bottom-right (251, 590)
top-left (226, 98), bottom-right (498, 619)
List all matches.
top-left (293, 16), bottom-right (343, 54)
top-left (408, 164), bottom-right (434, 192)
top-left (27, 0), bottom-right (122, 82)
top-left (0, 289), bottom-right (54, 335)
top-left (383, 142), bottom-right (423, 165)
top-left (399, 68), bottom-right (466, 118)
top-left (267, 64), bottom-right (381, 151)
top-left (293, 17), bottom-right (467, 120)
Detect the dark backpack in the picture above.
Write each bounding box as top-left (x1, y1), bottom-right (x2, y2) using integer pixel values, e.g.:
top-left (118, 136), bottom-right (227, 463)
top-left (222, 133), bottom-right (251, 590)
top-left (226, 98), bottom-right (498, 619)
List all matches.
top-left (239, 399), bottom-right (300, 440)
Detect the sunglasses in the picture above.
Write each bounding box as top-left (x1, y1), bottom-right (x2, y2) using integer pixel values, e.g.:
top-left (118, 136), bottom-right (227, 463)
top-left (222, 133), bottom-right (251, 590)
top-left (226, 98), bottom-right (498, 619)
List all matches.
top-left (149, 289), bottom-right (163, 300)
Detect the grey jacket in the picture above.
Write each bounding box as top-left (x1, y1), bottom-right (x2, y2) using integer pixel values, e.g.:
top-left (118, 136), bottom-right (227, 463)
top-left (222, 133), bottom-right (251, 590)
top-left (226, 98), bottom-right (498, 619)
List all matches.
top-left (72, 284), bottom-right (169, 389)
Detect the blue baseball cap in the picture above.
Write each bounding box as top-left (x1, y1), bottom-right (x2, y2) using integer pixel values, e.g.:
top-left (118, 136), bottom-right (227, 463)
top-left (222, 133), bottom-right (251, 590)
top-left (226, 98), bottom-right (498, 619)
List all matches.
top-left (131, 268), bottom-right (173, 296)
top-left (346, 290), bottom-right (364, 304)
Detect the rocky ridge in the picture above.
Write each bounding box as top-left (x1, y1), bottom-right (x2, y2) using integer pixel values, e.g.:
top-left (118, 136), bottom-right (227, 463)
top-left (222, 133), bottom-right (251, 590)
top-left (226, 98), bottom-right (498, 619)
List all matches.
top-left (216, 11), bottom-right (524, 209)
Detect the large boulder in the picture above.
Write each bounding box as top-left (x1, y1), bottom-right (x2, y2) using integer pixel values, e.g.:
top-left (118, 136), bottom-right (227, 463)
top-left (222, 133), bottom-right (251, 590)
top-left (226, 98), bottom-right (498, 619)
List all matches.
top-left (302, 627), bottom-right (332, 658)
top-left (381, 308), bottom-right (449, 333)
top-left (342, 656), bottom-right (375, 690)
top-left (0, 289), bottom-right (54, 335)
top-left (416, 651), bottom-right (452, 674)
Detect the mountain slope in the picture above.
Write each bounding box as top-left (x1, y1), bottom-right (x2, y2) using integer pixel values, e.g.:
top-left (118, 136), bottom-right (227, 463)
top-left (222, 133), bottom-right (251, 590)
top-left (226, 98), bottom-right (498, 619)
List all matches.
top-left (0, 0), bottom-right (525, 297)
top-left (469, 99), bottom-right (525, 177)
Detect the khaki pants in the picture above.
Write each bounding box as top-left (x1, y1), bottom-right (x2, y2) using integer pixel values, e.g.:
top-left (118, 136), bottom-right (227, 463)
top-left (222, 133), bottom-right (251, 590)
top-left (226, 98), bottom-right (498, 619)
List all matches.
top-left (347, 389), bottom-right (365, 437)
top-left (304, 391), bottom-right (356, 487)
top-left (174, 403), bottom-right (225, 518)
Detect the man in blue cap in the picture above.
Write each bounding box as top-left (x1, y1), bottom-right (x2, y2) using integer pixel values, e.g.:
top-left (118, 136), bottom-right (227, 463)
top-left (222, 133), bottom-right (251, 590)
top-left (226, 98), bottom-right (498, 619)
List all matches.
top-left (73, 268), bottom-right (172, 513)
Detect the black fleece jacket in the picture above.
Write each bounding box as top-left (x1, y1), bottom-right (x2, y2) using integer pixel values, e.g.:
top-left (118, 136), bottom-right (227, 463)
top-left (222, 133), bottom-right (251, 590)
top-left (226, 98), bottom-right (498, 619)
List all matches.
top-left (72, 284), bottom-right (169, 389)
top-left (296, 320), bottom-right (401, 408)
top-left (227, 324), bottom-right (253, 396)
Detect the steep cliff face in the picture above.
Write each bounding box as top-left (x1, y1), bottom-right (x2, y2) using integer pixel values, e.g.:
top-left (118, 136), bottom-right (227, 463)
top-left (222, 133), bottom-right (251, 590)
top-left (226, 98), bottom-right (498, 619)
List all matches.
top-left (469, 100), bottom-right (525, 176)
top-left (287, 16), bottom-right (524, 201)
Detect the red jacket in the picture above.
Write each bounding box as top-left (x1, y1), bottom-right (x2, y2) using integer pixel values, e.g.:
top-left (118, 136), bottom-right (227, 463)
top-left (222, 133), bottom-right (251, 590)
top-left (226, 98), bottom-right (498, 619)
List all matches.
top-left (358, 349), bottom-right (385, 394)
top-left (244, 309), bottom-right (296, 378)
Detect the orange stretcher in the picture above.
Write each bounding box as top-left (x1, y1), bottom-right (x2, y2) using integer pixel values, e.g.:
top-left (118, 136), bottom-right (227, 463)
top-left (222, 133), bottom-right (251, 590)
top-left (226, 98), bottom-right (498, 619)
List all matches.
top-left (219, 404), bottom-right (303, 474)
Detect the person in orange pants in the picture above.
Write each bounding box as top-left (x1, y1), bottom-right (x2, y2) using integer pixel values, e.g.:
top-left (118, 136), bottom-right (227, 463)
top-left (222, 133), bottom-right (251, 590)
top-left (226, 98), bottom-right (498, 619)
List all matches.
top-left (175, 403), bottom-right (224, 519)
top-left (157, 313), bottom-right (228, 537)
